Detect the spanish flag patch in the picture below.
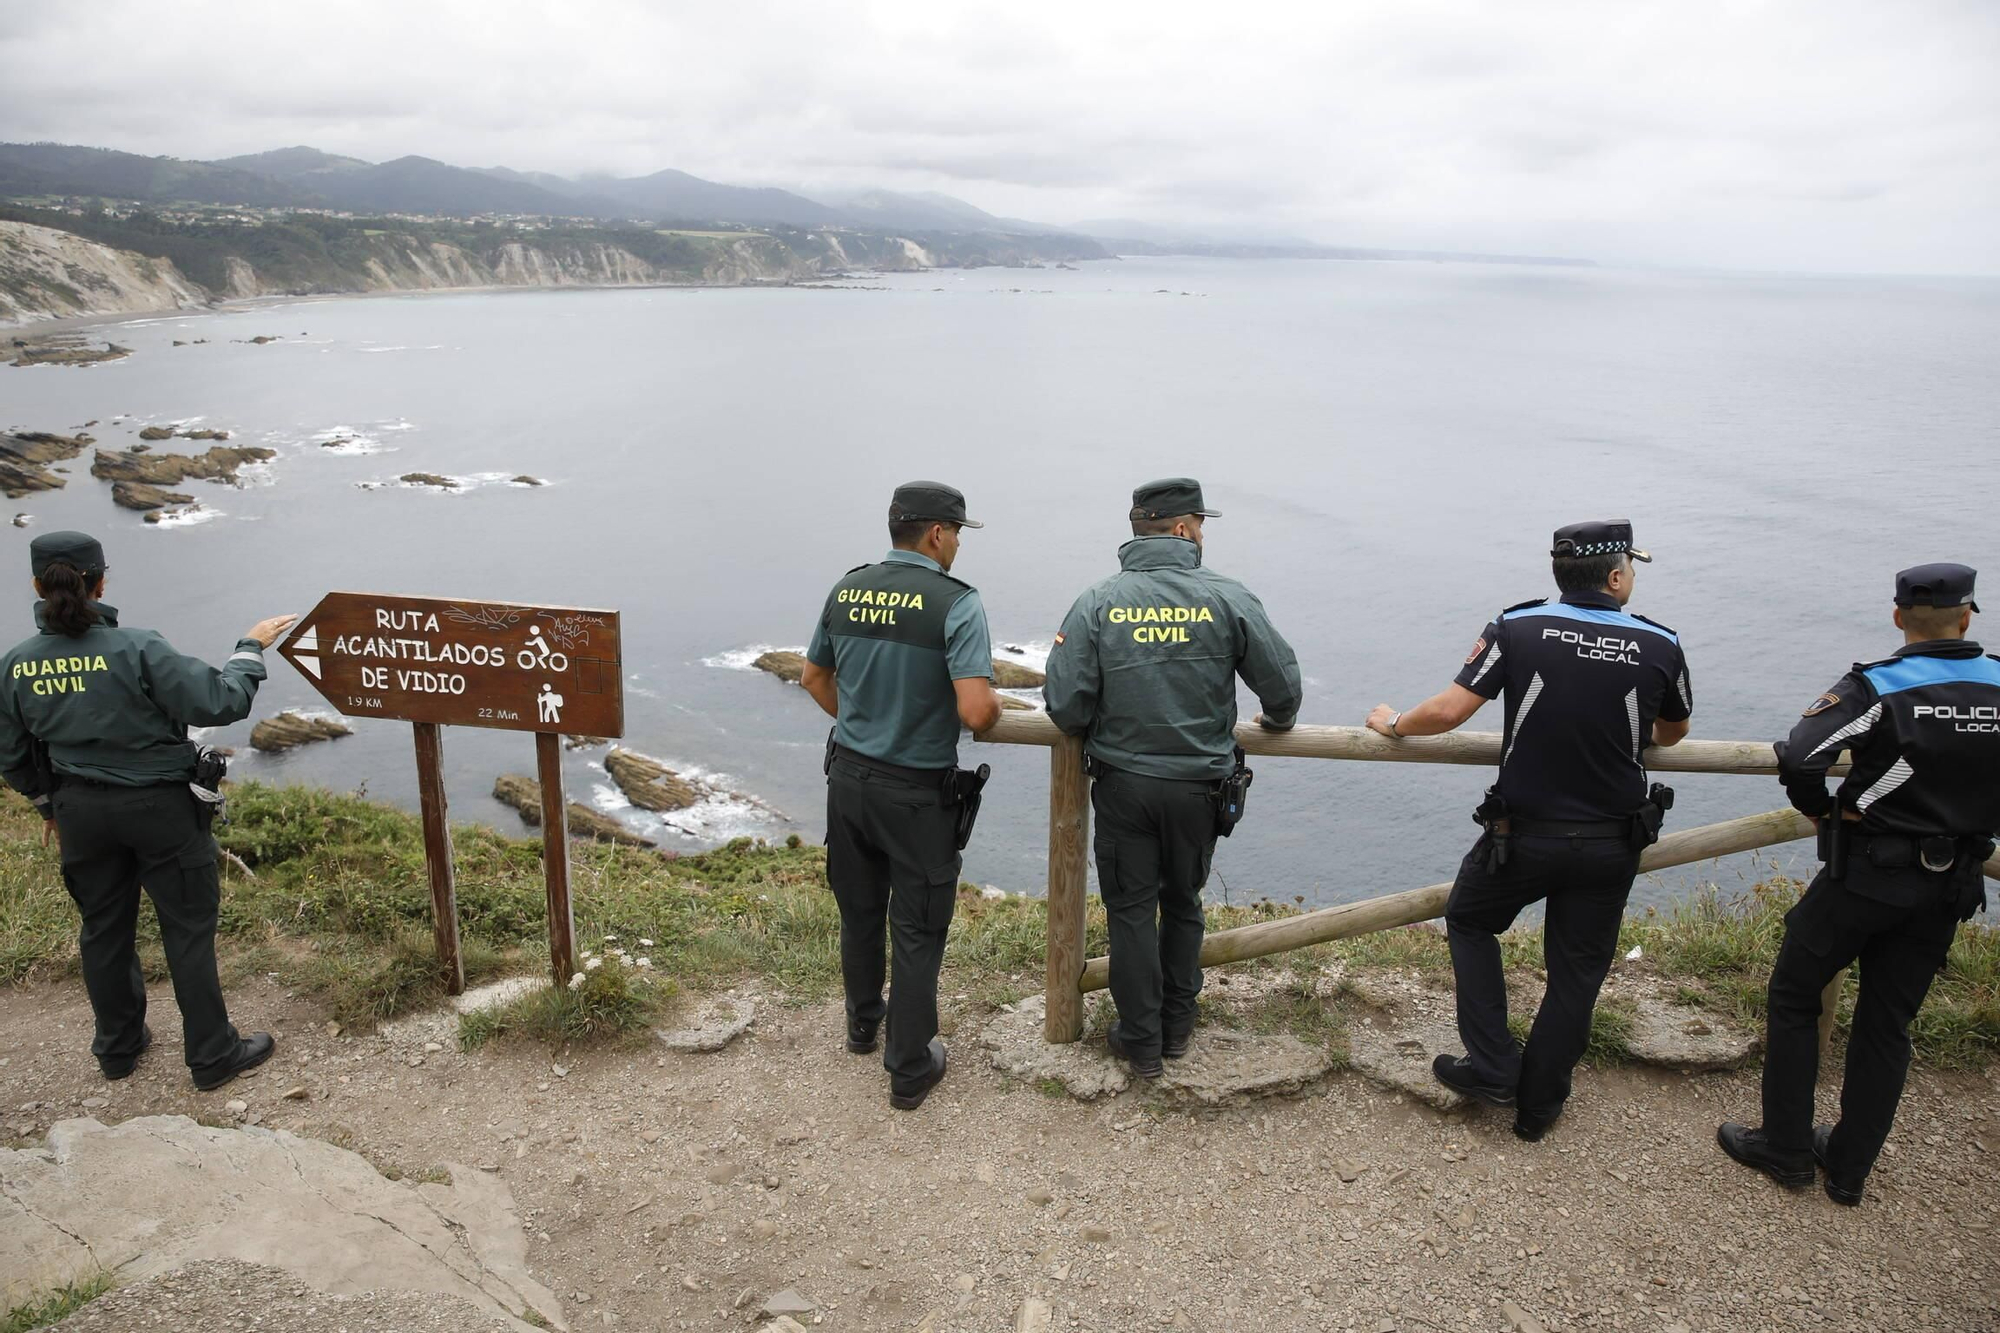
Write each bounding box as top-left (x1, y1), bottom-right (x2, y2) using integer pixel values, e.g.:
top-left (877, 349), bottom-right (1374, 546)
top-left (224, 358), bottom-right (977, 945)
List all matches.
top-left (1054, 632), bottom-right (1065, 646)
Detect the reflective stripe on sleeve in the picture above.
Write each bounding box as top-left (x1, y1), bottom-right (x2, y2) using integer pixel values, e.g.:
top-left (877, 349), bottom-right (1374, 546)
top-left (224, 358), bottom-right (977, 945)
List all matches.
top-left (228, 651), bottom-right (264, 665)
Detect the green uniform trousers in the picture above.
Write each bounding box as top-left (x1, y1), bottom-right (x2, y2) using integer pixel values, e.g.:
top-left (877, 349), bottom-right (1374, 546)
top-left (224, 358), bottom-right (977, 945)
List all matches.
top-left (52, 780), bottom-right (240, 1077)
top-left (825, 756), bottom-right (960, 1089)
top-left (1091, 767), bottom-right (1217, 1060)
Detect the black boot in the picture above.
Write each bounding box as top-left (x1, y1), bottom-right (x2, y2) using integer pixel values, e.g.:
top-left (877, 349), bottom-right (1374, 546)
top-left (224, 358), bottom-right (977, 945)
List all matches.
top-left (1162, 1026), bottom-right (1192, 1061)
top-left (193, 1032), bottom-right (274, 1092)
top-left (1813, 1125), bottom-right (1865, 1206)
top-left (1716, 1122), bottom-right (1814, 1189)
top-left (846, 1018), bottom-right (880, 1055)
top-left (890, 1039), bottom-right (947, 1110)
top-left (1431, 1053), bottom-right (1516, 1108)
top-left (1107, 1026), bottom-right (1163, 1080)
top-left (99, 1025), bottom-right (153, 1081)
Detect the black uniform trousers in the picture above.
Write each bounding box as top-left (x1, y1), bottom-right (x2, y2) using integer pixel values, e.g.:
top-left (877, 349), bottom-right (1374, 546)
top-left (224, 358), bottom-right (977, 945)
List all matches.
top-left (52, 780), bottom-right (240, 1077)
top-left (824, 757), bottom-right (960, 1088)
top-left (1091, 768), bottom-right (1217, 1060)
top-left (1445, 832), bottom-right (1640, 1119)
top-left (1761, 866), bottom-right (1961, 1176)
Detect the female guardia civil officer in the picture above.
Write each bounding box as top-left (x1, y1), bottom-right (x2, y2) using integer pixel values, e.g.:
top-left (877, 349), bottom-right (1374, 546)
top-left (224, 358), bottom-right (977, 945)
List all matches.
top-left (0, 531), bottom-right (296, 1090)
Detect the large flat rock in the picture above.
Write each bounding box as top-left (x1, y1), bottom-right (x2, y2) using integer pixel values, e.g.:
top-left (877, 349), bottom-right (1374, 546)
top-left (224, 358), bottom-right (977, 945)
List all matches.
top-left (0, 1115), bottom-right (563, 1331)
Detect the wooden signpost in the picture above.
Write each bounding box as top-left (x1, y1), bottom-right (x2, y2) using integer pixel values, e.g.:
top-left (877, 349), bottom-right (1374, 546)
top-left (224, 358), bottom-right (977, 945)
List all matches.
top-left (278, 593), bottom-right (623, 994)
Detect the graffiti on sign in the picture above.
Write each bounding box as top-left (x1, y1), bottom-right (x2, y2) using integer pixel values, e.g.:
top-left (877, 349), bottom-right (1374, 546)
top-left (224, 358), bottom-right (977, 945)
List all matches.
top-left (279, 592), bottom-right (623, 736)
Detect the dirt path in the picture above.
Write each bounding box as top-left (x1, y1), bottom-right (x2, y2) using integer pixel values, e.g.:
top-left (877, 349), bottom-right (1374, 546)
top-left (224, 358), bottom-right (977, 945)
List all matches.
top-left (4, 973), bottom-right (1998, 1333)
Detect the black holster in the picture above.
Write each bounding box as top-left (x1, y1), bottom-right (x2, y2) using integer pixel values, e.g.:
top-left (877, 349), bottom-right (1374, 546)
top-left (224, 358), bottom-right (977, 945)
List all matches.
top-left (1212, 746), bottom-right (1254, 839)
top-left (1631, 782), bottom-right (1675, 849)
top-left (1818, 813), bottom-right (1848, 881)
top-left (946, 763), bottom-right (991, 851)
top-left (1473, 786), bottom-right (1511, 872)
top-left (1958, 839), bottom-right (1995, 920)
top-left (823, 727), bottom-right (837, 776)
top-left (190, 745), bottom-right (230, 830)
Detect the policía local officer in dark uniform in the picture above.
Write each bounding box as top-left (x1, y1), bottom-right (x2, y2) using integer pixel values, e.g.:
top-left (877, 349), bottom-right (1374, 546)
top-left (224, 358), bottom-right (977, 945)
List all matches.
top-left (1366, 520), bottom-right (1692, 1138)
top-left (0, 531), bottom-right (296, 1089)
top-left (1044, 478), bottom-right (1303, 1079)
top-left (799, 483), bottom-right (1002, 1110)
top-left (1719, 564), bottom-right (2000, 1204)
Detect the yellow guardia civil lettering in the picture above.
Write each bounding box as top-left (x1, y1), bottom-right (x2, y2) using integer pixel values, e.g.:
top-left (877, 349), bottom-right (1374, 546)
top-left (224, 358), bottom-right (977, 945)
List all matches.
top-left (837, 589), bottom-right (925, 610)
top-left (13, 653), bottom-right (110, 696)
top-left (1106, 605), bottom-right (1214, 643)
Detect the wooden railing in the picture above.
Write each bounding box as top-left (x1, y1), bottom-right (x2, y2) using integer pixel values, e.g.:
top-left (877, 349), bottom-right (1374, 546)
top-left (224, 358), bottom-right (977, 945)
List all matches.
top-left (974, 712), bottom-right (2000, 1045)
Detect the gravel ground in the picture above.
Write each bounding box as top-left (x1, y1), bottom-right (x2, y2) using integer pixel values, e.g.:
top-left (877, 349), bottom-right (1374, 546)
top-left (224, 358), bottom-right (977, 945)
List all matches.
top-left (5, 971), bottom-right (1998, 1332)
top-left (48, 1259), bottom-right (514, 1332)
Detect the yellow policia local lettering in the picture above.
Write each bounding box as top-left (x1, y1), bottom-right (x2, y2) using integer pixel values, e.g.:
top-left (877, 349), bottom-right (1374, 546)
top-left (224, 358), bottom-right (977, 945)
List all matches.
top-left (839, 587), bottom-right (925, 625)
top-left (1107, 604), bottom-right (1215, 643)
top-left (11, 654), bottom-right (110, 696)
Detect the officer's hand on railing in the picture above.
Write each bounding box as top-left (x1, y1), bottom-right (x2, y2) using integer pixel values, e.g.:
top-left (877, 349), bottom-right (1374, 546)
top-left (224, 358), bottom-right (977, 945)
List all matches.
top-left (1363, 704), bottom-right (1401, 738)
top-left (1252, 713), bottom-right (1293, 732)
top-left (245, 614), bottom-right (300, 649)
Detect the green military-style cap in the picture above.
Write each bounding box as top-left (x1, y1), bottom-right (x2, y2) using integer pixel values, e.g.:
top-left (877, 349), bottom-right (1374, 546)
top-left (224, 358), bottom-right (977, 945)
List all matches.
top-left (889, 480), bottom-right (982, 529)
top-left (1130, 477), bottom-right (1220, 521)
top-left (29, 530), bottom-right (107, 578)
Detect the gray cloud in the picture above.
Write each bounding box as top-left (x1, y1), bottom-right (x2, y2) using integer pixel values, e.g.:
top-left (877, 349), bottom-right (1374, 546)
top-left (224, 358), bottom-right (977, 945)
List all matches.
top-left (0, 0), bottom-right (1995, 272)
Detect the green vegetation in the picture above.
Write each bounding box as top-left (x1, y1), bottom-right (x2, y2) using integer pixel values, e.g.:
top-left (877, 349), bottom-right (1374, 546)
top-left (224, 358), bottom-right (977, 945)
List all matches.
top-left (1, 782), bottom-right (1995, 1066)
top-left (2, 1272), bottom-right (112, 1333)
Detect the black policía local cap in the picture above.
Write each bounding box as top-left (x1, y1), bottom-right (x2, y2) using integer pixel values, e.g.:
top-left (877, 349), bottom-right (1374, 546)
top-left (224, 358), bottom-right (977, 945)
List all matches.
top-left (888, 480), bottom-right (982, 528)
top-left (1895, 562), bottom-right (1979, 614)
top-left (1130, 477), bottom-right (1221, 521)
top-left (29, 530), bottom-right (106, 578)
top-left (1551, 519), bottom-right (1651, 563)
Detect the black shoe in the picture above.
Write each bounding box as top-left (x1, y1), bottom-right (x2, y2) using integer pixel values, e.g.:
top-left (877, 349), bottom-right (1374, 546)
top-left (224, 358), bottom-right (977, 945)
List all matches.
top-left (889, 1039), bottom-right (947, 1110)
top-left (1162, 1027), bottom-right (1192, 1061)
top-left (1106, 1027), bottom-right (1163, 1080)
top-left (193, 1033), bottom-right (275, 1092)
top-left (1431, 1053), bottom-right (1516, 1108)
top-left (1716, 1122), bottom-right (1814, 1189)
top-left (846, 1020), bottom-right (880, 1055)
top-left (1513, 1105), bottom-right (1563, 1142)
top-left (1813, 1125), bottom-right (1865, 1206)
top-left (99, 1024), bottom-right (153, 1081)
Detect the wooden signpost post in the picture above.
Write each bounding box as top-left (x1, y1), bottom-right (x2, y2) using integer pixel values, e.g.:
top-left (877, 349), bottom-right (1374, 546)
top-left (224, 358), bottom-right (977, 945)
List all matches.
top-left (278, 593), bottom-right (623, 994)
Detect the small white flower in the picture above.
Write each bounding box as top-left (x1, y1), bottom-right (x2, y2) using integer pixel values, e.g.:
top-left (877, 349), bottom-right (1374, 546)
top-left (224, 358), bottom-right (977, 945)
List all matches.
top-left (635, 957), bottom-right (652, 969)
top-left (585, 957), bottom-right (603, 970)
top-left (568, 972), bottom-right (585, 990)
top-left (638, 938), bottom-right (655, 947)
top-left (603, 934), bottom-right (618, 942)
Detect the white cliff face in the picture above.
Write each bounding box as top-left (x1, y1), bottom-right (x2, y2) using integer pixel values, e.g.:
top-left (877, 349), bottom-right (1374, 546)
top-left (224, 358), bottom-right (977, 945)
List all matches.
top-left (0, 221), bottom-right (208, 325)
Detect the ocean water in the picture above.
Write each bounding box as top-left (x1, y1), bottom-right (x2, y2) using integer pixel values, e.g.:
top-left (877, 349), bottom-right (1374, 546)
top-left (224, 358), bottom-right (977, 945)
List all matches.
top-left (4, 258), bottom-right (1997, 909)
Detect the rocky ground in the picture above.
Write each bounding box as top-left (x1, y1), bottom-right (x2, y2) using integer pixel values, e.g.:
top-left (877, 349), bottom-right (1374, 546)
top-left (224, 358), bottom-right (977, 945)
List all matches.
top-left (3, 970), bottom-right (1998, 1333)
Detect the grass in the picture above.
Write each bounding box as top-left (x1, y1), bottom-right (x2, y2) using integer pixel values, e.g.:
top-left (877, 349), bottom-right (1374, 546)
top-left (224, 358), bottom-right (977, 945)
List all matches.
top-left (2, 1272), bottom-right (112, 1333)
top-left (2, 781), bottom-right (1996, 1066)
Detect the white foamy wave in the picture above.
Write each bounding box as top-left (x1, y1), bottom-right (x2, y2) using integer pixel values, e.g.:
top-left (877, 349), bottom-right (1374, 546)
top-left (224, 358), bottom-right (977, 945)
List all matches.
top-left (356, 472), bottom-right (524, 494)
top-left (357, 344), bottom-right (445, 354)
top-left (702, 644), bottom-right (805, 671)
top-left (379, 419), bottom-right (419, 432)
top-left (234, 459), bottom-right (279, 489)
top-left (145, 506), bottom-right (225, 529)
top-left (589, 758), bottom-right (788, 846)
top-left (995, 639), bottom-right (1052, 673)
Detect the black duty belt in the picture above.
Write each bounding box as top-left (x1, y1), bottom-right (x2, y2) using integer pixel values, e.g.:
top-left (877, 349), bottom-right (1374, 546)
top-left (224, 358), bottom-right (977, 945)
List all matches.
top-left (829, 743), bottom-right (951, 790)
top-left (1506, 817), bottom-right (1633, 840)
top-left (1849, 831), bottom-right (1984, 874)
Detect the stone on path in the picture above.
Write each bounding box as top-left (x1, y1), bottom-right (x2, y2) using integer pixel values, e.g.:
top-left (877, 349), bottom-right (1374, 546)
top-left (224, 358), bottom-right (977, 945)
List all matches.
top-left (1016, 1296), bottom-right (1055, 1332)
top-left (1614, 986), bottom-right (1760, 1071)
top-left (761, 1288), bottom-right (816, 1316)
top-left (981, 997), bottom-right (1129, 1101)
top-left (0, 1115), bottom-right (563, 1331)
top-left (655, 994), bottom-right (757, 1053)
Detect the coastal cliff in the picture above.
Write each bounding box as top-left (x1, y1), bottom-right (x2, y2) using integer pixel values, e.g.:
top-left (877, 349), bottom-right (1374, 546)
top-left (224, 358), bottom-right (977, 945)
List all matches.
top-left (0, 211), bottom-right (1098, 326)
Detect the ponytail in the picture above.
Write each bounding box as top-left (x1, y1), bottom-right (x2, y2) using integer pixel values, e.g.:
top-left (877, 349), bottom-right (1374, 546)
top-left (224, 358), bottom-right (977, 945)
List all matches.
top-left (37, 561), bottom-right (102, 637)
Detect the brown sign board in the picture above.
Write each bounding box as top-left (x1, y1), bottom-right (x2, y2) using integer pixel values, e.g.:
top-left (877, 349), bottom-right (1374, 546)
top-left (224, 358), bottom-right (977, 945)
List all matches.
top-left (278, 592), bottom-right (624, 737)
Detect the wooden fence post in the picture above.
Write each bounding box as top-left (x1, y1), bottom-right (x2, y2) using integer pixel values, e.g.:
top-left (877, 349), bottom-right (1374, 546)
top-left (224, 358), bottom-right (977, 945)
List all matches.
top-left (1043, 734), bottom-right (1090, 1043)
top-left (411, 722), bottom-right (463, 996)
top-left (536, 731), bottom-right (577, 988)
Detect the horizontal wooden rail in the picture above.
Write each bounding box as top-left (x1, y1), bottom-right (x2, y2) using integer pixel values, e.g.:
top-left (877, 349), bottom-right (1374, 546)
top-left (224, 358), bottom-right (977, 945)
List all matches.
top-left (977, 713), bottom-right (1850, 777)
top-left (1074, 809), bottom-right (2000, 993)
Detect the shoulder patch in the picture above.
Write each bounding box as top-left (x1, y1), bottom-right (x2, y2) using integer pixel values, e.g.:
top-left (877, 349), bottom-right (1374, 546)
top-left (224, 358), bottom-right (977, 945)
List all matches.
top-left (1631, 611), bottom-right (1677, 635)
top-left (1500, 598), bottom-right (1547, 617)
top-left (1053, 631), bottom-right (1066, 647)
top-left (1803, 692), bottom-right (1841, 717)
top-left (1464, 635), bottom-right (1488, 665)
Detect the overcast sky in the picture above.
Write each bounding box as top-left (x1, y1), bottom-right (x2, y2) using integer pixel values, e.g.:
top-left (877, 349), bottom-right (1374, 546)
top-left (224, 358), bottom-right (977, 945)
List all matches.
top-left (3, 0), bottom-right (1996, 273)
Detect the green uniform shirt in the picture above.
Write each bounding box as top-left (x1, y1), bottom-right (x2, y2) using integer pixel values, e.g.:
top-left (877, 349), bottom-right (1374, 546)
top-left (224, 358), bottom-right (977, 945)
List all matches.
top-left (1044, 536), bottom-right (1303, 780)
top-left (0, 603), bottom-right (267, 793)
top-left (806, 550), bottom-right (992, 770)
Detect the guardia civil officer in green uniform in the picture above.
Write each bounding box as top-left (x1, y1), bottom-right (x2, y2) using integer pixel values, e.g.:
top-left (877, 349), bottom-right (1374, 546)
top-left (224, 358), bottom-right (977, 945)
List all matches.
top-left (800, 483), bottom-right (1002, 1110)
top-left (1044, 479), bottom-right (1303, 1078)
top-left (0, 532), bottom-right (296, 1089)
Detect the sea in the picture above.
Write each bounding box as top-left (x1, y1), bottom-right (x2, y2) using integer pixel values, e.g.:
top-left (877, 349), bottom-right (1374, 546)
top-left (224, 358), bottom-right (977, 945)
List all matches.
top-left (5, 257), bottom-right (1997, 910)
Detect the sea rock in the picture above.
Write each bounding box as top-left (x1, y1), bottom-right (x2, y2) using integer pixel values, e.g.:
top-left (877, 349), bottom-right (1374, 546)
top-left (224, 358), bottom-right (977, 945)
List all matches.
top-left (400, 472), bottom-right (458, 489)
top-left (11, 515), bottom-right (27, 528)
top-left (753, 650), bottom-right (807, 684)
top-left (511, 475), bottom-right (544, 487)
top-left (247, 335), bottom-right (281, 345)
top-left (491, 774), bottom-right (655, 847)
top-left (112, 480), bottom-right (195, 511)
top-left (563, 735), bottom-right (608, 750)
top-left (0, 1115), bottom-right (564, 1331)
top-left (250, 711), bottom-right (353, 753)
top-left (0, 431), bottom-right (93, 499)
top-left (604, 749), bottom-right (702, 812)
top-left (138, 425), bottom-right (175, 441)
top-left (91, 445), bottom-right (275, 487)
top-left (143, 506), bottom-right (201, 526)
top-left (990, 659), bottom-right (1046, 689)
top-left (9, 334), bottom-right (132, 367)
